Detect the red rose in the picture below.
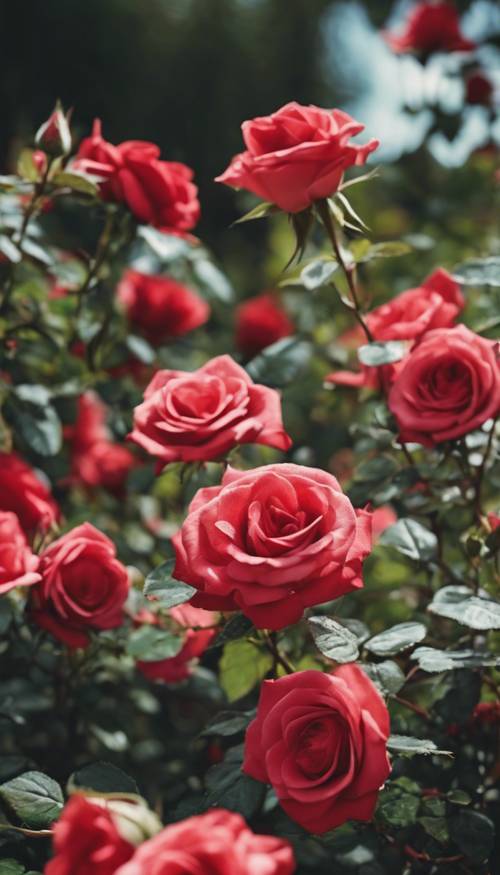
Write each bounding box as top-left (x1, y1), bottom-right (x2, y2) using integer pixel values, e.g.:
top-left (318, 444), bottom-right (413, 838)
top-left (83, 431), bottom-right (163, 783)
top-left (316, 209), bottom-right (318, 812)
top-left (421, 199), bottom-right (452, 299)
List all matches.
top-left (74, 119), bottom-right (200, 235)
top-left (0, 452), bottom-right (59, 533)
top-left (383, 1), bottom-right (475, 55)
top-left (115, 809), bottom-right (295, 875)
top-left (136, 603), bottom-right (217, 683)
top-left (31, 523), bottom-right (129, 648)
top-left (466, 71), bottom-right (494, 106)
top-left (236, 293), bottom-right (294, 356)
top-left (487, 511), bottom-right (500, 532)
top-left (117, 269), bottom-right (210, 344)
top-left (0, 511), bottom-right (41, 594)
top-left (67, 393), bottom-right (136, 494)
top-left (327, 268), bottom-right (464, 389)
top-left (216, 102), bottom-right (378, 214)
top-left (129, 355), bottom-right (291, 466)
top-left (45, 796), bottom-right (134, 875)
top-left (243, 666), bottom-right (390, 834)
top-left (173, 463), bottom-right (372, 629)
top-left (388, 325), bottom-right (500, 447)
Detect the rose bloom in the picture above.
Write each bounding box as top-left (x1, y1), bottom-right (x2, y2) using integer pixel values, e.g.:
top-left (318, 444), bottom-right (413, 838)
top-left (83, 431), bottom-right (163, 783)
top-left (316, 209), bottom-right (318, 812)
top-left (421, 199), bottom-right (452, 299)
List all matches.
top-left (243, 666), bottom-right (390, 834)
top-left (327, 268), bottom-right (464, 389)
top-left (216, 102), bottom-right (379, 213)
top-left (466, 71), bottom-right (494, 106)
top-left (0, 451), bottom-right (59, 533)
top-left (383, 1), bottom-right (475, 55)
top-left (31, 523), bottom-right (129, 648)
top-left (173, 463), bottom-right (372, 629)
top-left (129, 355), bottom-right (291, 466)
top-left (117, 269), bottom-right (210, 345)
top-left (236, 293), bottom-right (294, 356)
top-left (74, 119), bottom-right (200, 235)
top-left (136, 603), bottom-right (217, 683)
top-left (487, 511), bottom-right (499, 532)
top-left (115, 809), bottom-right (295, 875)
top-left (67, 392), bottom-right (136, 494)
top-left (45, 796), bottom-right (135, 875)
top-left (388, 325), bottom-right (500, 447)
top-left (0, 511), bottom-right (41, 594)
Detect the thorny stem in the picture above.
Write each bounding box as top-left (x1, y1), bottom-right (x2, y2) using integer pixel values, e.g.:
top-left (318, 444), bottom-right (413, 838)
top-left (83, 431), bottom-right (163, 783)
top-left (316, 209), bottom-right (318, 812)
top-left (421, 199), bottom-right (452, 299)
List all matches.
top-left (0, 823), bottom-right (53, 839)
top-left (264, 631), bottom-right (295, 676)
top-left (74, 208), bottom-right (117, 320)
top-left (316, 199), bottom-right (374, 344)
top-left (393, 694), bottom-right (430, 721)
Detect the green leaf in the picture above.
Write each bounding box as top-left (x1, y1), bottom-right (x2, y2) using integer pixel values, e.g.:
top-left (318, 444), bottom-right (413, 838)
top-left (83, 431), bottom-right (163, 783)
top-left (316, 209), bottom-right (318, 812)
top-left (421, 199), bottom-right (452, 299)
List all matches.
top-left (208, 614), bottom-right (254, 650)
top-left (412, 646), bottom-right (500, 673)
top-left (387, 735), bottom-right (452, 757)
top-left (362, 660), bottom-right (406, 696)
top-left (354, 455), bottom-right (398, 482)
top-left (219, 640), bottom-right (273, 702)
top-left (377, 777), bottom-right (420, 828)
top-left (0, 771), bottom-right (63, 828)
top-left (8, 398), bottom-right (62, 457)
top-left (233, 201), bottom-right (279, 224)
top-left (126, 625), bottom-right (184, 662)
top-left (246, 336), bottom-right (311, 388)
top-left (205, 748), bottom-right (265, 818)
top-left (452, 256), bottom-right (500, 287)
top-left (300, 257), bottom-right (338, 290)
top-left (360, 241), bottom-right (412, 261)
top-left (17, 149), bottom-right (41, 183)
top-left (447, 790), bottom-right (471, 805)
top-left (0, 861), bottom-right (27, 875)
top-left (67, 762), bottom-right (139, 796)
top-left (308, 616), bottom-right (359, 663)
top-left (0, 235), bottom-right (22, 264)
top-left (419, 816), bottom-right (449, 844)
top-left (143, 560), bottom-right (196, 609)
top-left (125, 335), bottom-right (156, 365)
top-left (200, 710), bottom-right (255, 737)
top-left (52, 171), bottom-right (99, 197)
top-left (192, 256), bottom-right (233, 303)
top-left (449, 811), bottom-right (495, 862)
top-left (364, 622), bottom-right (426, 657)
top-left (358, 341), bottom-right (406, 367)
top-left (208, 614), bottom-right (253, 650)
top-left (428, 586), bottom-right (500, 630)
top-left (137, 226), bottom-right (191, 262)
top-left (379, 518), bottom-right (437, 562)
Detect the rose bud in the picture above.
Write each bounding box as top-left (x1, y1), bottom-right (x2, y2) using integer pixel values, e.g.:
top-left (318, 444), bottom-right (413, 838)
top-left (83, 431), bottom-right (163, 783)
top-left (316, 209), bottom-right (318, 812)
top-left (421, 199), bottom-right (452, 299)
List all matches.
top-left (35, 103), bottom-right (72, 156)
top-left (236, 292), bottom-right (294, 357)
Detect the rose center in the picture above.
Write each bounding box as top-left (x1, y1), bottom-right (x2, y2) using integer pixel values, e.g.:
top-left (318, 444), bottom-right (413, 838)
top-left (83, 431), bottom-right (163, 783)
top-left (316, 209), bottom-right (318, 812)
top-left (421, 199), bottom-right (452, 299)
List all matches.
top-left (295, 717), bottom-right (345, 778)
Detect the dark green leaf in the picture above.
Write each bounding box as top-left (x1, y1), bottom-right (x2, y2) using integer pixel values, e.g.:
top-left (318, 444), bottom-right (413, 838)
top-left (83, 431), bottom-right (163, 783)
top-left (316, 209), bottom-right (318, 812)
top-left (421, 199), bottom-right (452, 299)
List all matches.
top-left (428, 586), bottom-right (500, 630)
top-left (308, 616), bottom-right (359, 663)
top-left (362, 660), bottom-right (406, 696)
top-left (68, 762), bottom-right (139, 795)
top-left (0, 861), bottom-right (27, 875)
top-left (0, 235), bottom-right (21, 264)
top-left (192, 257), bottom-right (233, 303)
top-left (358, 341), bottom-right (406, 367)
top-left (0, 771), bottom-right (63, 828)
top-left (137, 227), bottom-right (191, 261)
top-left (52, 171), bottom-right (99, 196)
top-left (233, 201), bottom-right (279, 224)
top-left (126, 335), bottom-right (155, 365)
top-left (246, 336), bottom-right (311, 388)
top-left (126, 625), bottom-right (183, 662)
top-left (412, 646), bottom-right (500, 673)
top-left (300, 257), bottom-right (338, 290)
top-left (449, 811), bottom-right (495, 862)
top-left (364, 622), bottom-right (426, 657)
top-left (205, 755), bottom-right (265, 819)
top-left (200, 710), bottom-right (254, 737)
top-left (452, 256), bottom-right (500, 287)
top-left (9, 400), bottom-right (62, 457)
top-left (387, 735), bottom-right (452, 757)
top-left (359, 241), bottom-right (412, 261)
top-left (209, 614), bottom-right (254, 650)
top-left (419, 816), bottom-right (449, 844)
top-left (143, 560), bottom-right (196, 609)
top-left (379, 518), bottom-right (437, 562)
top-left (377, 777), bottom-right (420, 828)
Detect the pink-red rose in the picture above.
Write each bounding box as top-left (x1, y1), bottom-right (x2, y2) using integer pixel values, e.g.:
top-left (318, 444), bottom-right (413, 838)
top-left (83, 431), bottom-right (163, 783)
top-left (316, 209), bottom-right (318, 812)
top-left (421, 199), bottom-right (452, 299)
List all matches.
top-left (0, 511), bottom-right (41, 594)
top-left (236, 293), bottom-right (294, 356)
top-left (74, 119), bottom-right (200, 235)
top-left (115, 809), bottom-right (295, 875)
top-left (243, 666), bottom-right (390, 834)
top-left (129, 355), bottom-right (291, 466)
top-left (173, 463), bottom-right (372, 629)
top-left (0, 452), bottom-right (59, 533)
top-left (136, 604), bottom-right (217, 683)
top-left (31, 522), bottom-right (129, 648)
top-left (216, 102), bottom-right (378, 213)
top-left (383, 1), bottom-right (475, 54)
top-left (44, 796), bottom-right (135, 875)
top-left (388, 325), bottom-right (500, 446)
top-left (117, 269), bottom-right (210, 345)
top-left (327, 268), bottom-right (464, 389)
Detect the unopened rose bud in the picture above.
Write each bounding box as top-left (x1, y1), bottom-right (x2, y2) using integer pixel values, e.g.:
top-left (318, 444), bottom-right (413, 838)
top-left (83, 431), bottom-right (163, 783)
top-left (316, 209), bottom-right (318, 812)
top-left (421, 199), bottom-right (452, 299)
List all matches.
top-left (90, 797), bottom-right (162, 846)
top-left (35, 104), bottom-right (72, 156)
